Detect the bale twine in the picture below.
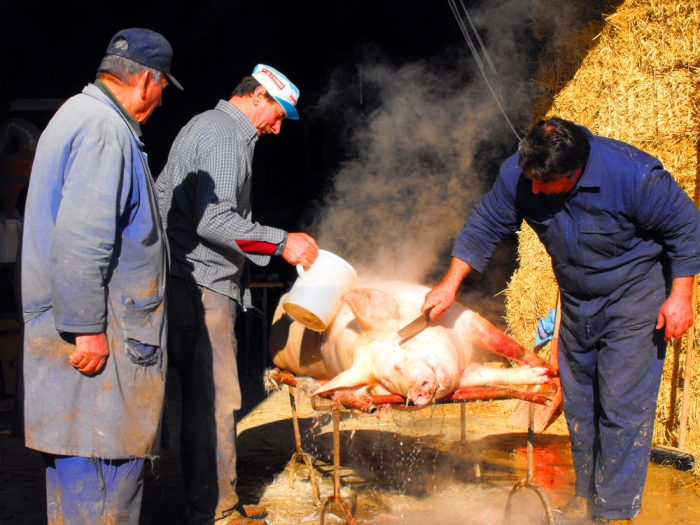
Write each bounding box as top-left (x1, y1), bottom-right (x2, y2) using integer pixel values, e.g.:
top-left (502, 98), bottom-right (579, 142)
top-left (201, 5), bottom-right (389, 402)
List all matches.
top-left (506, 0), bottom-right (700, 475)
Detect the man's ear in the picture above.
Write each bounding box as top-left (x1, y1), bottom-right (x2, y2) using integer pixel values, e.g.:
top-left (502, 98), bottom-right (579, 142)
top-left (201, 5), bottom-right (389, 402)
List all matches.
top-left (137, 70), bottom-right (154, 99)
top-left (252, 85), bottom-right (267, 107)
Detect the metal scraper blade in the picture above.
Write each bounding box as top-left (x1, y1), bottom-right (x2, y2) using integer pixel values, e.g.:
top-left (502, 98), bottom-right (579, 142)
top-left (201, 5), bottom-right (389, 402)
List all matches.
top-left (397, 307), bottom-right (433, 344)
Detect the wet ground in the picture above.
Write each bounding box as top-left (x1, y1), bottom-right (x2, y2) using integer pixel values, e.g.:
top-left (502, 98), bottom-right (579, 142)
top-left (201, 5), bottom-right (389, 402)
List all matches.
top-left (2, 369), bottom-right (700, 524)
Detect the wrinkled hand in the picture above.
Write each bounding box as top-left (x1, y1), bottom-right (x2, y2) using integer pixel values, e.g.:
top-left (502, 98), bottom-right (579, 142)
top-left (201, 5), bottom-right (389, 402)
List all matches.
top-left (281, 232), bottom-right (319, 269)
top-left (656, 276), bottom-right (695, 342)
top-left (69, 333), bottom-right (109, 375)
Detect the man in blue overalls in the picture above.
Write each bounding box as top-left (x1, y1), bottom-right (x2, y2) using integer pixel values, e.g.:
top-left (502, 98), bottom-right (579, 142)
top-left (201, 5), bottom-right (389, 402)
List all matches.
top-left (422, 118), bottom-right (700, 525)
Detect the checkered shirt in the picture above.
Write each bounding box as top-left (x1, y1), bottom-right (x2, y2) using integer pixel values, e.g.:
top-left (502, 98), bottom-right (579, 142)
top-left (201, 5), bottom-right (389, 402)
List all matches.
top-left (156, 100), bottom-right (286, 303)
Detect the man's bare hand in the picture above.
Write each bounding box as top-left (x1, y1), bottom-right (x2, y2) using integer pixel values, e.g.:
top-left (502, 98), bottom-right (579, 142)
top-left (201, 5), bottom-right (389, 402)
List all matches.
top-left (69, 333), bottom-right (109, 375)
top-left (656, 276), bottom-right (695, 342)
top-left (421, 258), bottom-right (474, 319)
top-left (422, 281), bottom-right (459, 319)
top-left (281, 232), bottom-right (319, 269)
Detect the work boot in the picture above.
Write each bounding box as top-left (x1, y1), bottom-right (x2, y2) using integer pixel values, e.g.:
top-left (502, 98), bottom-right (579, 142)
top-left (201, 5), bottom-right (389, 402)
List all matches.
top-left (237, 504), bottom-right (267, 518)
top-left (214, 505), bottom-right (268, 525)
top-left (592, 520), bottom-right (631, 524)
top-left (214, 512), bottom-right (268, 525)
top-left (548, 494), bottom-right (592, 525)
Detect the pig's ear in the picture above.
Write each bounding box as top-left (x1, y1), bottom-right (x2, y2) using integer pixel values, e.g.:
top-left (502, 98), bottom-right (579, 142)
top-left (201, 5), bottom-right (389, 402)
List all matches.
top-left (342, 288), bottom-right (400, 332)
top-left (314, 364), bottom-right (370, 395)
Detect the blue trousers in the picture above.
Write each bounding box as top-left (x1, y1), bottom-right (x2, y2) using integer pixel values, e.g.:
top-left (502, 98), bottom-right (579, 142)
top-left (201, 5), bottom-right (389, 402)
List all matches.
top-left (558, 283), bottom-right (666, 521)
top-left (44, 454), bottom-right (146, 524)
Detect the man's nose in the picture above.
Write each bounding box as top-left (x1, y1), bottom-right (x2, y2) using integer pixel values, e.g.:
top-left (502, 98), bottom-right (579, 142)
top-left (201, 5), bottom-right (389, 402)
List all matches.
top-left (531, 181), bottom-right (543, 194)
top-left (271, 120), bottom-right (282, 135)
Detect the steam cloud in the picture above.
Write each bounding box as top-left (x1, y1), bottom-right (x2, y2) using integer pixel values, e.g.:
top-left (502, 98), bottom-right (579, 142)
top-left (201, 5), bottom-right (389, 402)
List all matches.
top-left (310, 0), bottom-right (537, 292)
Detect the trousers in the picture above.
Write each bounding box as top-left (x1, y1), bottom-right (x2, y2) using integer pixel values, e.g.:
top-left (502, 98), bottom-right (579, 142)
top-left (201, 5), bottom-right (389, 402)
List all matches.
top-left (168, 276), bottom-right (242, 524)
top-left (558, 280), bottom-right (666, 521)
top-left (44, 454), bottom-right (146, 524)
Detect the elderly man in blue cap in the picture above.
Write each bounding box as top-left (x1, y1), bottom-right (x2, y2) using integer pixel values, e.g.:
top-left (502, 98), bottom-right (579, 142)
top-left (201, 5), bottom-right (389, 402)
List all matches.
top-left (21, 28), bottom-right (181, 524)
top-left (157, 64), bottom-right (318, 525)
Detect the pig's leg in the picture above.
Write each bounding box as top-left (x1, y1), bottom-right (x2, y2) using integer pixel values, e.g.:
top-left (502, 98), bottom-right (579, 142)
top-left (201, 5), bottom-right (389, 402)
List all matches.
top-left (313, 364), bottom-right (371, 395)
top-left (458, 363), bottom-right (552, 387)
top-left (453, 310), bottom-right (556, 374)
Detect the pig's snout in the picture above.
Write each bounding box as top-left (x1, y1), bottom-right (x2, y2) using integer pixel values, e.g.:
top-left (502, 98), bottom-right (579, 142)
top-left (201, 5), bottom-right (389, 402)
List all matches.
top-left (408, 378), bottom-right (437, 406)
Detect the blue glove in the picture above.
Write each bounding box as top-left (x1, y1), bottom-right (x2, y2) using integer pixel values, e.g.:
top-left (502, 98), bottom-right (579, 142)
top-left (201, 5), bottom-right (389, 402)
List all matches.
top-left (534, 308), bottom-right (557, 348)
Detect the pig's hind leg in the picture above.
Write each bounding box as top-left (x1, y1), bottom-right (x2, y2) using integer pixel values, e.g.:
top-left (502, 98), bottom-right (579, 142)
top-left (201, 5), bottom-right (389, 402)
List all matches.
top-left (458, 363), bottom-right (552, 387)
top-left (451, 310), bottom-right (555, 374)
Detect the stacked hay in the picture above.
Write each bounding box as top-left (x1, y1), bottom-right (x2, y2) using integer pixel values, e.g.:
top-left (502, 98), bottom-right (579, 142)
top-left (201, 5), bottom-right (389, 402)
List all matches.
top-left (505, 0), bottom-right (700, 473)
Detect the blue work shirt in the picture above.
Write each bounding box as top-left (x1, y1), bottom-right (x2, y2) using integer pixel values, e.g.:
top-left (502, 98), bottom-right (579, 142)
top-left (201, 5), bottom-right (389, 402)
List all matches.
top-left (453, 129), bottom-right (700, 302)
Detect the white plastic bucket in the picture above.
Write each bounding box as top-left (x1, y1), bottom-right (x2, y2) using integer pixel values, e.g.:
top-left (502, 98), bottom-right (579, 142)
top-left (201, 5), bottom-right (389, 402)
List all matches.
top-left (283, 250), bottom-right (357, 332)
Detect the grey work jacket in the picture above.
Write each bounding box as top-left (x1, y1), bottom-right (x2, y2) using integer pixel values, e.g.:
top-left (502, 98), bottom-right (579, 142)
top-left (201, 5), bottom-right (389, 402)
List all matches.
top-left (21, 84), bottom-right (168, 459)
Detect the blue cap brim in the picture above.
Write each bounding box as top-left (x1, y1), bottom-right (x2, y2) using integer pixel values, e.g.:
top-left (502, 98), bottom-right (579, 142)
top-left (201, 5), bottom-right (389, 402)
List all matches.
top-left (166, 72), bottom-right (184, 91)
top-left (276, 97), bottom-right (299, 120)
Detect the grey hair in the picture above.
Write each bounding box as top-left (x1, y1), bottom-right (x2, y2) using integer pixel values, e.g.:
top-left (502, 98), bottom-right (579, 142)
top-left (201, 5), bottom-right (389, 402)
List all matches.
top-left (97, 54), bottom-right (164, 85)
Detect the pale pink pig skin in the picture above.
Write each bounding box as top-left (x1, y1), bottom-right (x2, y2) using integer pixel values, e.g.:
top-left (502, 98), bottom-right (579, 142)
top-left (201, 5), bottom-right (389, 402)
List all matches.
top-left (269, 280), bottom-right (554, 406)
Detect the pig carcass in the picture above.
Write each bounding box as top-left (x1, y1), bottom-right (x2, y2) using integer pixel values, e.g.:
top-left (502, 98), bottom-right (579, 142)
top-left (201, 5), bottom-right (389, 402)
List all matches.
top-left (269, 280), bottom-right (555, 406)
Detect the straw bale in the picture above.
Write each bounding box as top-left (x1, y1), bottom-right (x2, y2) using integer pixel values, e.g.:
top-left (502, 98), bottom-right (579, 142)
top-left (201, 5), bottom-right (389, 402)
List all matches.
top-left (530, 0), bottom-right (611, 41)
top-left (508, 0), bottom-right (700, 476)
top-left (504, 227), bottom-right (558, 352)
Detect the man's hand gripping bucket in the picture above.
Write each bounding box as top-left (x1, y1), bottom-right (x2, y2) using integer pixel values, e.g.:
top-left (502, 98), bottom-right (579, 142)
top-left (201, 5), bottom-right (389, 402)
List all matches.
top-left (283, 250), bottom-right (357, 332)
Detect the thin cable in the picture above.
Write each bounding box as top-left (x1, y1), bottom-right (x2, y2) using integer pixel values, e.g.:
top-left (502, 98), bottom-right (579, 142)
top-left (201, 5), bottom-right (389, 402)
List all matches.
top-left (447, 0), bottom-right (522, 141)
top-left (459, 0), bottom-right (530, 119)
top-left (447, 0), bottom-right (484, 71)
top-left (459, 0), bottom-right (497, 75)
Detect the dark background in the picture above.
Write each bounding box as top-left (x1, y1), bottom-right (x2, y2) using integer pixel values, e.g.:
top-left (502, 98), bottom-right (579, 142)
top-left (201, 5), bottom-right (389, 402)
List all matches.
top-left (0, 0), bottom-right (538, 368)
top-left (0, 0), bottom-right (536, 230)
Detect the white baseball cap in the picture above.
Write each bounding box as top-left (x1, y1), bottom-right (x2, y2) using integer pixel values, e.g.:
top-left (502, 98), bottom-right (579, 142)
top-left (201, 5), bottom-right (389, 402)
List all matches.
top-left (252, 64), bottom-right (300, 120)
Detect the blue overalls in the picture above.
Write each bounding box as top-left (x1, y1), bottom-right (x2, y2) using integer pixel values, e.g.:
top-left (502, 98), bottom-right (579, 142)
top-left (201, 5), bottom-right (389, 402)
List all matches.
top-left (557, 278), bottom-right (667, 519)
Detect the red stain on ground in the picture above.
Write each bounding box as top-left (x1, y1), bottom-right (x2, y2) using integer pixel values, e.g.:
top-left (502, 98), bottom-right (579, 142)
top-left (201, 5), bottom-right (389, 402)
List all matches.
top-left (517, 444), bottom-right (571, 490)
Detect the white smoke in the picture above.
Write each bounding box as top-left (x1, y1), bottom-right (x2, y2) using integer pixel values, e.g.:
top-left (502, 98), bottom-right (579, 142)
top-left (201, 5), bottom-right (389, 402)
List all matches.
top-left (310, 0), bottom-right (536, 288)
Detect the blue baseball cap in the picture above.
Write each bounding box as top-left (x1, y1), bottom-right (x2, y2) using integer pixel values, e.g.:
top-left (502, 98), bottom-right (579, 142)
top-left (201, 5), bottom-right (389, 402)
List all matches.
top-left (106, 28), bottom-right (183, 90)
top-left (252, 64), bottom-right (299, 120)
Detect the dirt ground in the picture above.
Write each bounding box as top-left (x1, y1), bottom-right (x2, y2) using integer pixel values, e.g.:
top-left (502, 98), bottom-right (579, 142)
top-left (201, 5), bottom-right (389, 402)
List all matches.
top-left (2, 366), bottom-right (700, 524)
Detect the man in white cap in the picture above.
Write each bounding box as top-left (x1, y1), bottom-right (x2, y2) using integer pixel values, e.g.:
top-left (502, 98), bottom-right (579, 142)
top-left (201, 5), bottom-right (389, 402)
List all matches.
top-left (156, 64), bottom-right (318, 525)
